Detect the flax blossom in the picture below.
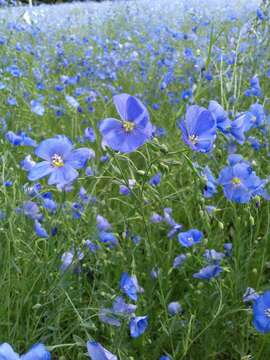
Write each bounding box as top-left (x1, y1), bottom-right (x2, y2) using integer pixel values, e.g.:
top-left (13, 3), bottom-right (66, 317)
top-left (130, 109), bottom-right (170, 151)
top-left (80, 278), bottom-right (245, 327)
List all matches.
top-left (179, 105), bottom-right (216, 153)
top-left (99, 94), bottom-right (153, 153)
top-left (28, 135), bottom-right (94, 186)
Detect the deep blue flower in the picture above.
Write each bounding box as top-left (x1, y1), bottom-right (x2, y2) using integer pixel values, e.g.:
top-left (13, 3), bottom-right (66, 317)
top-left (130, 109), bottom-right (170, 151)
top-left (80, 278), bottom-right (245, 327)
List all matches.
top-left (28, 135), bottom-right (93, 186)
top-left (253, 291), bottom-right (270, 333)
top-left (179, 105), bottom-right (216, 153)
top-left (160, 356), bottom-right (171, 360)
top-left (245, 75), bottom-right (262, 97)
top-left (87, 341), bottom-right (117, 360)
top-left (99, 232), bottom-right (118, 247)
top-left (34, 220), bottom-right (49, 238)
top-left (178, 229), bottom-right (203, 247)
top-left (129, 316), bottom-right (148, 338)
top-left (149, 172), bottom-right (161, 186)
top-left (193, 265), bottom-right (223, 280)
top-left (99, 93), bottom-right (153, 153)
top-left (0, 343), bottom-right (50, 360)
top-left (120, 272), bottom-right (142, 301)
top-left (202, 166), bottom-right (217, 198)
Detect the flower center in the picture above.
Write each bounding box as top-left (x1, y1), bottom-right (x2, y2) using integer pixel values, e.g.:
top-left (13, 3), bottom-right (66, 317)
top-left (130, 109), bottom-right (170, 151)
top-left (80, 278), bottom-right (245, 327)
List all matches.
top-left (231, 177), bottom-right (241, 185)
top-left (51, 154), bottom-right (64, 167)
top-left (189, 134), bottom-right (198, 145)
top-left (123, 121), bottom-right (135, 133)
top-left (264, 308), bottom-right (270, 318)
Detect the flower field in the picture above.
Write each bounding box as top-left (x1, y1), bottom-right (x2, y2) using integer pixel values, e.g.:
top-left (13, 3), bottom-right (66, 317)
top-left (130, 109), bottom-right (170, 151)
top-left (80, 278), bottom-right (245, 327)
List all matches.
top-left (0, 0), bottom-right (270, 358)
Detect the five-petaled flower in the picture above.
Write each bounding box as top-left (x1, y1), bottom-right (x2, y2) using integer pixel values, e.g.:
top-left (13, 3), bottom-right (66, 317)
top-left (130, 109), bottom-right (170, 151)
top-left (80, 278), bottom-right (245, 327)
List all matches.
top-left (28, 135), bottom-right (94, 186)
top-left (179, 104), bottom-right (216, 153)
top-left (99, 93), bottom-right (153, 153)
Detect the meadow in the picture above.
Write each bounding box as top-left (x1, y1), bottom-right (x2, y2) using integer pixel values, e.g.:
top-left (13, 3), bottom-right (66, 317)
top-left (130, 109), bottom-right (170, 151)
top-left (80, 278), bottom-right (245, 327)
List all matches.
top-left (0, 0), bottom-right (270, 358)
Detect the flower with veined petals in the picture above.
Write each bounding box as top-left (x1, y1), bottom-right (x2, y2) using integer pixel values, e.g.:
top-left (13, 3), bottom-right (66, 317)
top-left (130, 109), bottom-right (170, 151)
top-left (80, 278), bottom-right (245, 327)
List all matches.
top-left (179, 105), bottom-right (216, 153)
top-left (99, 93), bottom-right (153, 153)
top-left (28, 135), bottom-right (94, 186)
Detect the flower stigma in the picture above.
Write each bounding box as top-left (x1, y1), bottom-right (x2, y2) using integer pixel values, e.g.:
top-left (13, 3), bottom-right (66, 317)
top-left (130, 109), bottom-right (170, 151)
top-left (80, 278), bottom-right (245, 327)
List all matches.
top-left (51, 154), bottom-right (64, 167)
top-left (123, 121), bottom-right (135, 133)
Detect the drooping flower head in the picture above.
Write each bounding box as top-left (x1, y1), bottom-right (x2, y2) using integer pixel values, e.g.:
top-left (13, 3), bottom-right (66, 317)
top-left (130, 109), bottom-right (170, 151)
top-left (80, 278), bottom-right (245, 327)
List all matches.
top-left (99, 94), bottom-right (153, 153)
top-left (129, 316), bottom-right (148, 338)
top-left (28, 135), bottom-right (93, 186)
top-left (87, 341), bottom-right (117, 360)
top-left (179, 105), bottom-right (216, 153)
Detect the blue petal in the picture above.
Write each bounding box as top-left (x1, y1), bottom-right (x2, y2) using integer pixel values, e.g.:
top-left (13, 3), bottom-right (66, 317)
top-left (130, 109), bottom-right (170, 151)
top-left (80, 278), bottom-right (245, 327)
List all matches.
top-left (48, 165), bottom-right (78, 186)
top-left (0, 343), bottom-right (19, 360)
top-left (87, 341), bottom-right (118, 360)
top-left (35, 136), bottom-right (73, 161)
top-left (21, 343), bottom-right (51, 360)
top-left (28, 161), bottom-right (53, 181)
top-left (65, 148), bottom-right (94, 169)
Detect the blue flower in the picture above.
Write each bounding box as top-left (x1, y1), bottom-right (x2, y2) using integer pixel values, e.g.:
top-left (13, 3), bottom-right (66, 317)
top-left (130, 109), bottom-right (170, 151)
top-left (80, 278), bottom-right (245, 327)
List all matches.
top-left (243, 287), bottom-right (259, 303)
top-left (0, 343), bottom-right (50, 360)
top-left (160, 356), bottom-right (171, 360)
top-left (28, 135), bottom-right (92, 186)
top-left (202, 166), bottom-right (217, 198)
top-left (34, 220), bottom-right (49, 238)
top-left (167, 302), bottom-right (182, 316)
top-left (99, 93), bottom-right (153, 153)
top-left (60, 251), bottom-right (74, 272)
top-left (218, 156), bottom-right (268, 203)
top-left (129, 316), bottom-right (148, 338)
top-left (179, 105), bottom-right (216, 153)
top-left (6, 131), bottom-right (36, 147)
top-left (203, 249), bottom-right (224, 264)
top-left (245, 75), bottom-right (262, 97)
top-left (208, 100), bottom-right (230, 133)
top-left (193, 265), bottom-right (223, 280)
top-left (20, 155), bottom-right (36, 171)
top-left (30, 100), bottom-right (45, 116)
top-left (99, 232), bottom-right (118, 247)
top-left (173, 254), bottom-right (187, 269)
top-left (253, 291), bottom-right (270, 333)
top-left (84, 127), bottom-right (96, 143)
top-left (87, 341), bottom-right (117, 360)
top-left (120, 272), bottom-right (142, 301)
top-left (112, 296), bottom-right (137, 315)
top-left (96, 215), bottom-right (111, 231)
top-left (149, 172), bottom-right (161, 186)
top-left (178, 229), bottom-right (203, 247)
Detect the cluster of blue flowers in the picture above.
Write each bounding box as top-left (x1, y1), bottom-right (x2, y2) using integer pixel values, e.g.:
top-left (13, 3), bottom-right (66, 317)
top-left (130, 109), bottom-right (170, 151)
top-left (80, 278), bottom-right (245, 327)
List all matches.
top-left (1, 0), bottom-right (270, 358)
